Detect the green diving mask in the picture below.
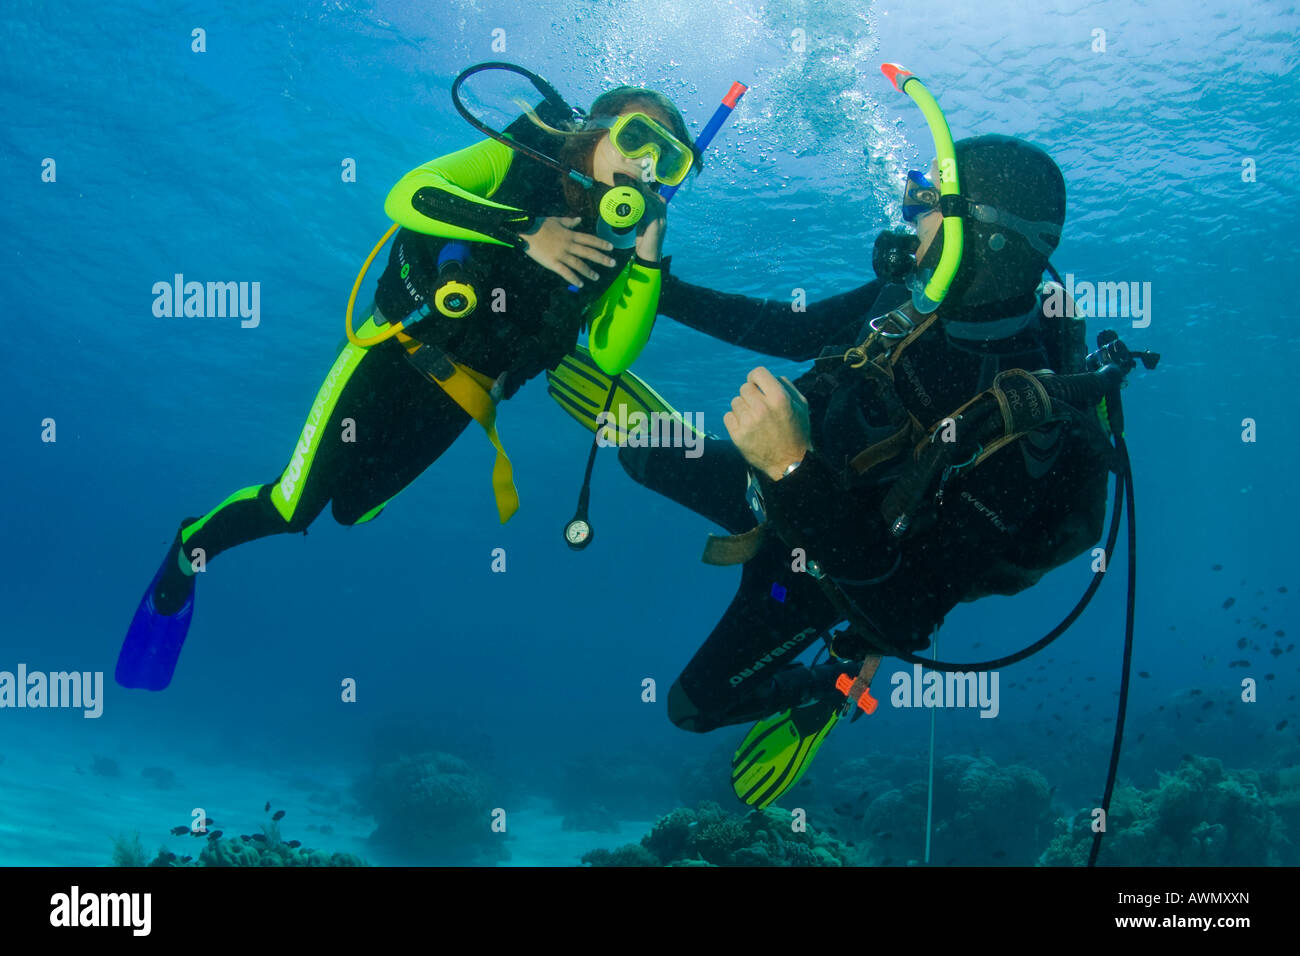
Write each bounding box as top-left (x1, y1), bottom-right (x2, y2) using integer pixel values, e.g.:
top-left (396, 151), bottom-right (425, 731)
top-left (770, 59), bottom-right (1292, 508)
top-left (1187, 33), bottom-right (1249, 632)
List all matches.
top-left (587, 112), bottom-right (694, 186)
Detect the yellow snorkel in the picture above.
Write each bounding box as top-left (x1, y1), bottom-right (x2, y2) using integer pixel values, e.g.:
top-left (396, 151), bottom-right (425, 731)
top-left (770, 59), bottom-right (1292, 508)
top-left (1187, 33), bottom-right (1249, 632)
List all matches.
top-left (881, 63), bottom-right (963, 314)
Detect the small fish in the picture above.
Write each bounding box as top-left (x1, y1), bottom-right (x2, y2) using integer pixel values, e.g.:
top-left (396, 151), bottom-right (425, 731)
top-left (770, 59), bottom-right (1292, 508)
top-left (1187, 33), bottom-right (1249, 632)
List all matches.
top-left (272, 810), bottom-right (286, 821)
top-left (207, 830), bottom-right (223, 841)
top-left (993, 850), bottom-right (1007, 859)
top-left (1276, 630), bottom-right (1286, 638)
top-left (1237, 638), bottom-right (1249, 649)
top-left (1266, 674), bottom-right (1275, 681)
top-left (1271, 647), bottom-right (1284, 658)
top-left (1202, 700), bottom-right (1214, 709)
top-left (1212, 564), bottom-right (1223, 571)
top-left (881, 832), bottom-right (894, 841)
top-left (1279, 586), bottom-right (1288, 593)
top-left (1191, 689), bottom-right (1202, 695)
top-left (202, 818), bottom-right (215, 828)
top-left (833, 804), bottom-right (851, 816)
top-left (881, 857), bottom-right (895, 867)
top-left (1278, 720), bottom-right (1290, 731)
top-left (1136, 733), bottom-right (1146, 743)
top-left (1223, 598), bottom-right (1235, 609)
top-left (170, 826), bottom-right (189, 836)
top-left (179, 855), bottom-right (192, 863)
top-left (265, 802), bottom-right (271, 812)
top-left (1138, 671), bottom-right (1150, 678)
top-left (251, 834), bottom-right (267, 843)
top-left (286, 840), bottom-right (302, 849)
top-left (1086, 676), bottom-right (1096, 682)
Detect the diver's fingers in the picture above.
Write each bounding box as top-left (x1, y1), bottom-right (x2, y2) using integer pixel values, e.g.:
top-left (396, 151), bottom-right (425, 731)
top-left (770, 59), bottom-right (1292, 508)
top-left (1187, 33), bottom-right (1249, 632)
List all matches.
top-left (562, 253), bottom-right (601, 282)
top-left (557, 216), bottom-right (582, 229)
top-left (553, 262), bottom-right (584, 287)
top-left (737, 381), bottom-right (764, 409)
top-left (730, 393), bottom-right (756, 427)
top-left (569, 242), bottom-right (618, 268)
top-left (747, 367), bottom-right (788, 407)
top-left (570, 231), bottom-right (616, 252)
top-left (722, 409), bottom-right (740, 439)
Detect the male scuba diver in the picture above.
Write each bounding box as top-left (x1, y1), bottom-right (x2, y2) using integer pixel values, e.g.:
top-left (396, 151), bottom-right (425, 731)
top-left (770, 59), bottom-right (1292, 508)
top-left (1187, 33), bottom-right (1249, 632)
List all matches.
top-left (115, 64), bottom-right (705, 690)
top-left (550, 66), bottom-right (1146, 809)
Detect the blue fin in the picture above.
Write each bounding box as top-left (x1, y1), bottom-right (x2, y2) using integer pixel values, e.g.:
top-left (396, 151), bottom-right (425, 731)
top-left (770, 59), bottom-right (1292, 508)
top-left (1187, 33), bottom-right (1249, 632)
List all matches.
top-left (115, 555), bottom-right (195, 691)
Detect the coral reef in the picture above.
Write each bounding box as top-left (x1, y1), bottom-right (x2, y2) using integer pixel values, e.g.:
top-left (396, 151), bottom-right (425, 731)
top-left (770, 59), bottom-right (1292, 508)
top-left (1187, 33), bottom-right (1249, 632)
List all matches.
top-left (1041, 755), bottom-right (1294, 866)
top-left (111, 812), bottom-right (367, 867)
top-left (583, 801), bottom-right (860, 867)
top-left (830, 754), bottom-right (1054, 866)
top-left (110, 832), bottom-right (149, 868)
top-left (353, 750), bottom-right (507, 865)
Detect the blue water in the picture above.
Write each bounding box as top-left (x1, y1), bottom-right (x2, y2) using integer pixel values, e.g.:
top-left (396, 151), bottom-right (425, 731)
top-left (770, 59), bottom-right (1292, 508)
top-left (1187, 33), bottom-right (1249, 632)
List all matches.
top-left (1, 0), bottom-right (1297, 867)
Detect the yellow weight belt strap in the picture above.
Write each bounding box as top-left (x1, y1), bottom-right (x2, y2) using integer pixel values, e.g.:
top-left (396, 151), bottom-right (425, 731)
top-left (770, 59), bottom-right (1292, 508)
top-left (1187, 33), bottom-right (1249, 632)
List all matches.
top-left (394, 329), bottom-right (520, 523)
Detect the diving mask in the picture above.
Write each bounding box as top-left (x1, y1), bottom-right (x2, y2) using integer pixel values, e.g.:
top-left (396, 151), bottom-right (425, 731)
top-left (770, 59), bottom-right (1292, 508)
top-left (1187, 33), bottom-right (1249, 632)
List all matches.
top-left (902, 169), bottom-right (1061, 256)
top-left (587, 111), bottom-right (694, 186)
top-left (902, 169), bottom-right (941, 223)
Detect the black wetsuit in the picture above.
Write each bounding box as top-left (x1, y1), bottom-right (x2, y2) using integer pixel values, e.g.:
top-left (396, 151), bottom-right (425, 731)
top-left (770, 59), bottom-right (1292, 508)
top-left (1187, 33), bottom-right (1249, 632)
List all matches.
top-left (624, 267), bottom-right (1113, 733)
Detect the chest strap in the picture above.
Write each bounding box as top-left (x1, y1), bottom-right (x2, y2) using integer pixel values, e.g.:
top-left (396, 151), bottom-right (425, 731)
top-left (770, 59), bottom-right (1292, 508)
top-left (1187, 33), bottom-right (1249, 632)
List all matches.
top-left (397, 330), bottom-right (520, 523)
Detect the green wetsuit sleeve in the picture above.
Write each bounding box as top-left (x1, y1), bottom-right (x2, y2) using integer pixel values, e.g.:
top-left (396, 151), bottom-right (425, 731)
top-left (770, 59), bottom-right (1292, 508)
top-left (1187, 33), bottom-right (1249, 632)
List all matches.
top-left (383, 138), bottom-right (530, 246)
top-left (587, 259), bottom-right (662, 375)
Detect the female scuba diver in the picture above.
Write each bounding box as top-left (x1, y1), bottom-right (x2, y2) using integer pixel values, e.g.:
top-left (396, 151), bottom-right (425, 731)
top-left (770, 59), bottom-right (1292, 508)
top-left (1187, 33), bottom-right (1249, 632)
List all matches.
top-left (115, 64), bottom-right (702, 691)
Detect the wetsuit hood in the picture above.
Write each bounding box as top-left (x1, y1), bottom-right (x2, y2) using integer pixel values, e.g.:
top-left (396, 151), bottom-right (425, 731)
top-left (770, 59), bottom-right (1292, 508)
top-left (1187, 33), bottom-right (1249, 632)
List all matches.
top-left (919, 134), bottom-right (1066, 316)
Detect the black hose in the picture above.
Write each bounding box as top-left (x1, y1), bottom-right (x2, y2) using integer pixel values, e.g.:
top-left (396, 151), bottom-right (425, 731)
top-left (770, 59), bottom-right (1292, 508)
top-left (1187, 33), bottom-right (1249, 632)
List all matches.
top-left (1088, 435), bottom-right (1136, 867)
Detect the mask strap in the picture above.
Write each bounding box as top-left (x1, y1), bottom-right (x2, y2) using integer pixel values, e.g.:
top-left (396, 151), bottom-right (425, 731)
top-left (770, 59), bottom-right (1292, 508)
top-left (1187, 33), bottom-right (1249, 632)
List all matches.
top-left (968, 203), bottom-right (1061, 258)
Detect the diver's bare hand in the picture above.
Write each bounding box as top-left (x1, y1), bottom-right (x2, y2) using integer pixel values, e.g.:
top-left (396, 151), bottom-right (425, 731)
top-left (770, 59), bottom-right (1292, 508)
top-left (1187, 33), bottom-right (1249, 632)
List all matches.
top-left (518, 216), bottom-right (616, 287)
top-left (723, 367), bottom-right (813, 481)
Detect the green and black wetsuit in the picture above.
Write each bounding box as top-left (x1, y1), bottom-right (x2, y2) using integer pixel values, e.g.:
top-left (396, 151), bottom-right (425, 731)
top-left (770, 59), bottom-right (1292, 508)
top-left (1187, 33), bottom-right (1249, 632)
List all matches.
top-left (151, 108), bottom-right (662, 612)
top-left (624, 266), bottom-right (1113, 732)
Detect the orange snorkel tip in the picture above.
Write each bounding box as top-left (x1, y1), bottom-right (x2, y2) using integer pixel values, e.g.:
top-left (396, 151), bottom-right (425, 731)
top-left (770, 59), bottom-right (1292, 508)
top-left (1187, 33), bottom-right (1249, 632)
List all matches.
top-left (880, 62), bottom-right (913, 92)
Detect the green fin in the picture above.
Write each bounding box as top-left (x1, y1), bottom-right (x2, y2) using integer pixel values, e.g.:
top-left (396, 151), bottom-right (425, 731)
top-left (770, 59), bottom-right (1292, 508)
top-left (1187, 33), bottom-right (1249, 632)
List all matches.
top-left (547, 344), bottom-right (699, 440)
top-left (731, 700), bottom-right (841, 809)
